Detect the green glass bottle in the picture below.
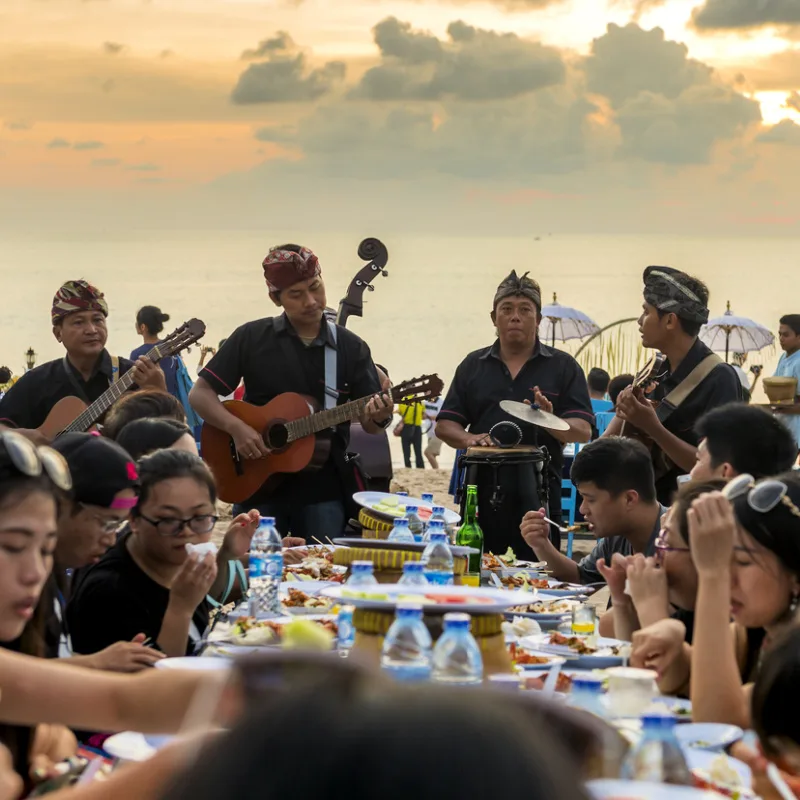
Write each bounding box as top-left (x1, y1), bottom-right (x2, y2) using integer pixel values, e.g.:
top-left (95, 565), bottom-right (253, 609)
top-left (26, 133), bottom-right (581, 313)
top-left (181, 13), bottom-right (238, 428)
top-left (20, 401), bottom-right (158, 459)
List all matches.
top-left (456, 484), bottom-right (484, 575)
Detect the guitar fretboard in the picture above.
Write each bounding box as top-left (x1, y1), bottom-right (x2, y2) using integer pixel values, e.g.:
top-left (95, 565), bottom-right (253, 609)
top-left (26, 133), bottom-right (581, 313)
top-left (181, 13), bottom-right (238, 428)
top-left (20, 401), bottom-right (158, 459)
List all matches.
top-left (285, 395), bottom-right (373, 441)
top-left (60, 344), bottom-right (165, 434)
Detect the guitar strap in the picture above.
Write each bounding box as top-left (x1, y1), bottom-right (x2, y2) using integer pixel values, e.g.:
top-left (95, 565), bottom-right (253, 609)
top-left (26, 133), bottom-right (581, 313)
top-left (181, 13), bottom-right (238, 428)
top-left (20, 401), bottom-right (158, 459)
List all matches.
top-left (656, 353), bottom-right (723, 423)
top-left (324, 320), bottom-right (338, 412)
top-left (110, 356), bottom-right (121, 384)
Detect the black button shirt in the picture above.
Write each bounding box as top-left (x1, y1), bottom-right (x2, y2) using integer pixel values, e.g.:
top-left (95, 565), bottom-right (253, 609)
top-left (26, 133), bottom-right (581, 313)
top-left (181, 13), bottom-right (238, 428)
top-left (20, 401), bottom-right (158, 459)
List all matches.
top-left (0, 350), bottom-right (133, 429)
top-left (650, 338), bottom-right (743, 504)
top-left (198, 313), bottom-right (381, 505)
top-left (439, 340), bottom-right (594, 516)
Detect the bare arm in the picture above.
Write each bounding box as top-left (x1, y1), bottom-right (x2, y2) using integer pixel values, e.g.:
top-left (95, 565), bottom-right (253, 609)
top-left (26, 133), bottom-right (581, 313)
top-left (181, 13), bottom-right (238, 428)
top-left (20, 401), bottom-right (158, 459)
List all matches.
top-left (647, 424), bottom-right (698, 472)
top-left (189, 378), bottom-right (244, 437)
top-left (519, 512), bottom-right (580, 583)
top-left (0, 649), bottom-right (222, 733)
top-left (435, 420), bottom-right (492, 450)
top-left (549, 418), bottom-right (592, 445)
top-left (601, 414), bottom-right (625, 437)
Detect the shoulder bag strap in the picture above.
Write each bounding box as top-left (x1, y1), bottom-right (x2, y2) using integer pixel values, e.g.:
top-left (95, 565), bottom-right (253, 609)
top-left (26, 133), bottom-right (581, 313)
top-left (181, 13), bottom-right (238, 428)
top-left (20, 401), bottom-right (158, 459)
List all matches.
top-left (657, 353), bottom-right (723, 422)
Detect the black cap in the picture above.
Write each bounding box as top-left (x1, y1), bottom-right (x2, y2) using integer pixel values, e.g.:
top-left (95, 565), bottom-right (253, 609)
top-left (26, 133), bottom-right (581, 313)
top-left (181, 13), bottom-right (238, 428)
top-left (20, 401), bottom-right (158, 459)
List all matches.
top-left (52, 433), bottom-right (139, 509)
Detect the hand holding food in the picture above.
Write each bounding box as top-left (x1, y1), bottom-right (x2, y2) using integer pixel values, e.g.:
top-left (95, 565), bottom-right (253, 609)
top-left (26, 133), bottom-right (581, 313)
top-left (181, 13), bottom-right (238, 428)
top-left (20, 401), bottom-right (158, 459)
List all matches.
top-left (520, 508), bottom-right (550, 551)
top-left (170, 552), bottom-right (218, 614)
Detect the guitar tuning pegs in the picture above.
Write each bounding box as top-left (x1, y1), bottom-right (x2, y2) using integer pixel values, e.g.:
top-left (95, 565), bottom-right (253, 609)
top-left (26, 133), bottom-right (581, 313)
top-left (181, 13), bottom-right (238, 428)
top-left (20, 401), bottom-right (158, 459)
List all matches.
top-left (366, 284), bottom-right (375, 292)
top-left (381, 269), bottom-right (389, 277)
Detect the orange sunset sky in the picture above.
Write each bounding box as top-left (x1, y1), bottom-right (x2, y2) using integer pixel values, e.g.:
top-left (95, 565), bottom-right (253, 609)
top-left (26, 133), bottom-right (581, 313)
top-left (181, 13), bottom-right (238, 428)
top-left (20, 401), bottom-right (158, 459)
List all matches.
top-left (2, 0), bottom-right (800, 234)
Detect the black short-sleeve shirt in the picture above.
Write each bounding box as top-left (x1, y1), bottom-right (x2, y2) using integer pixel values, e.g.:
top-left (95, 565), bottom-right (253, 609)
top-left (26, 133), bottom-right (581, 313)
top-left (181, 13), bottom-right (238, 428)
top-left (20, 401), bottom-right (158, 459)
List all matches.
top-left (0, 350), bottom-right (133, 429)
top-left (438, 340), bottom-right (594, 507)
top-left (67, 533), bottom-right (210, 657)
top-left (198, 313), bottom-right (381, 505)
top-left (650, 339), bottom-right (743, 503)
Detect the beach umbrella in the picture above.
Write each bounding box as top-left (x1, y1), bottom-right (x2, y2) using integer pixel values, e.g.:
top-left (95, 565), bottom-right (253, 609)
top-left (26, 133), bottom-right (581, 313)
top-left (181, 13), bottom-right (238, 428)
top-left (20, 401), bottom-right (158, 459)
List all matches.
top-left (539, 293), bottom-right (601, 348)
top-left (700, 301), bottom-right (775, 362)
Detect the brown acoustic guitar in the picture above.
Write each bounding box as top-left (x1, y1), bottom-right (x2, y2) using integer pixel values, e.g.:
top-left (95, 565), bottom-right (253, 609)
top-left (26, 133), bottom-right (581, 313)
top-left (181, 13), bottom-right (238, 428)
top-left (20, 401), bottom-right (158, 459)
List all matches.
top-left (38, 319), bottom-right (206, 440)
top-left (202, 374), bottom-right (443, 503)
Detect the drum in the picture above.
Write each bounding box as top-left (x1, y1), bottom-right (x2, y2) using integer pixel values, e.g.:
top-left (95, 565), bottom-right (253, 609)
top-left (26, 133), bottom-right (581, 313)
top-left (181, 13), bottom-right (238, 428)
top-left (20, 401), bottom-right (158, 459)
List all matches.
top-left (457, 446), bottom-right (551, 555)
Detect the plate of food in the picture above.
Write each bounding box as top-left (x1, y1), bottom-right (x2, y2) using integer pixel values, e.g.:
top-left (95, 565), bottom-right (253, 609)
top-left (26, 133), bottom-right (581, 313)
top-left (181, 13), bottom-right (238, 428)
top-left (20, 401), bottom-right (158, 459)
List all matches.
top-left (482, 548), bottom-right (547, 572)
top-left (283, 558), bottom-right (347, 583)
top-left (353, 491), bottom-right (461, 525)
top-left (207, 615), bottom-right (338, 650)
top-left (497, 574), bottom-right (586, 597)
top-left (281, 586), bottom-right (335, 614)
top-left (675, 723), bottom-right (744, 752)
top-left (587, 780), bottom-right (722, 799)
top-left (506, 596), bottom-right (581, 621)
top-left (659, 696), bottom-right (693, 721)
top-left (322, 583), bottom-right (538, 613)
top-left (520, 632), bottom-right (630, 669)
top-left (507, 641), bottom-right (566, 670)
top-left (520, 671), bottom-right (576, 695)
top-left (686, 750), bottom-right (754, 797)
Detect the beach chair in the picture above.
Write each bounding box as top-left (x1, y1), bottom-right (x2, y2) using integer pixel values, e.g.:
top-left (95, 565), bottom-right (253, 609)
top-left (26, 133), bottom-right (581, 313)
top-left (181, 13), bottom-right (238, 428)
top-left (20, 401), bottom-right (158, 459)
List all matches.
top-left (594, 411), bottom-right (616, 437)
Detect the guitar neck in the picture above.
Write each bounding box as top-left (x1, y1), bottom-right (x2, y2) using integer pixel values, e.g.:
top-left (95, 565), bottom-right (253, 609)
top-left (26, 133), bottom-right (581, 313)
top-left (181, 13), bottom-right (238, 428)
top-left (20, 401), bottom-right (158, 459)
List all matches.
top-left (61, 345), bottom-right (165, 433)
top-left (285, 395), bottom-right (372, 440)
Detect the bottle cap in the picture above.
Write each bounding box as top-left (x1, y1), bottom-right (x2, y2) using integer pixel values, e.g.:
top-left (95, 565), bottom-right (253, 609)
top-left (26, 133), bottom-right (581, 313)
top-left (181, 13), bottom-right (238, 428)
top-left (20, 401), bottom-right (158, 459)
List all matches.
top-left (395, 492), bottom-right (408, 497)
top-left (396, 602), bottom-right (424, 616)
top-left (571, 676), bottom-right (604, 692)
top-left (641, 713), bottom-right (677, 728)
top-left (422, 493), bottom-right (434, 500)
top-left (428, 520), bottom-right (445, 530)
top-left (405, 505), bottom-right (419, 513)
top-left (259, 516), bottom-right (276, 525)
top-left (351, 561), bottom-right (374, 571)
top-left (443, 612), bottom-right (471, 628)
top-left (432, 506), bottom-right (446, 514)
top-left (403, 561), bottom-right (424, 572)
top-left (393, 518), bottom-right (410, 527)
top-left (429, 531), bottom-right (447, 543)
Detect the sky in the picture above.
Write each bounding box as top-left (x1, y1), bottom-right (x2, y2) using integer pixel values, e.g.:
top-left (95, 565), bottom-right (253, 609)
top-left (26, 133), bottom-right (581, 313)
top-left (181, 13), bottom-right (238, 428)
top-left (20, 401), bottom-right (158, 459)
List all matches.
top-left (2, 0), bottom-right (800, 234)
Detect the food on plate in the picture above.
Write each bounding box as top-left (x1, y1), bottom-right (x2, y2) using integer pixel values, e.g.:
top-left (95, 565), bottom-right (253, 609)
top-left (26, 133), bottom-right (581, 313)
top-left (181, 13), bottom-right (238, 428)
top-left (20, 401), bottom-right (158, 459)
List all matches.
top-left (509, 599), bottom-right (579, 615)
top-left (691, 754), bottom-right (756, 798)
top-left (507, 641), bottom-right (552, 666)
top-left (283, 558), bottom-right (345, 583)
top-left (501, 616), bottom-right (541, 638)
top-left (305, 546), bottom-right (334, 561)
top-left (213, 616), bottom-right (337, 647)
top-left (282, 588), bottom-right (331, 610)
top-left (548, 631), bottom-right (599, 655)
top-left (281, 618), bottom-right (336, 651)
top-left (482, 547), bottom-right (518, 570)
top-left (371, 498), bottom-right (433, 520)
top-left (521, 672), bottom-right (574, 694)
top-left (500, 574), bottom-right (554, 591)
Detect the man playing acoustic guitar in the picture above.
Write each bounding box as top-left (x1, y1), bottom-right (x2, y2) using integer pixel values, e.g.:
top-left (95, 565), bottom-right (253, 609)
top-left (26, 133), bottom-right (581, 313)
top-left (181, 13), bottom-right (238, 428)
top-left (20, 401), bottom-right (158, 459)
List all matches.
top-left (0, 280), bottom-right (165, 443)
top-left (189, 244), bottom-right (393, 540)
top-left (603, 266), bottom-right (742, 505)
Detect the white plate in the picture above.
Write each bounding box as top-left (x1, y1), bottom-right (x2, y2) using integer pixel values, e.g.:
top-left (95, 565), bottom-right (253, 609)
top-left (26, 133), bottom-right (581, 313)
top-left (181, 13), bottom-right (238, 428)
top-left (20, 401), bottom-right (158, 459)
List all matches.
top-left (685, 750), bottom-right (752, 788)
top-left (505, 595), bottom-right (581, 621)
top-left (322, 583), bottom-right (538, 613)
top-left (104, 732), bottom-right (156, 763)
top-left (587, 780), bottom-right (721, 799)
top-left (520, 633), bottom-right (628, 669)
top-left (675, 723), bottom-right (743, 751)
top-left (353, 491), bottom-right (461, 525)
top-left (154, 656), bottom-right (231, 671)
top-left (659, 696), bottom-right (693, 721)
top-left (511, 649), bottom-right (567, 671)
top-left (207, 614), bottom-right (336, 648)
top-left (283, 565), bottom-right (347, 582)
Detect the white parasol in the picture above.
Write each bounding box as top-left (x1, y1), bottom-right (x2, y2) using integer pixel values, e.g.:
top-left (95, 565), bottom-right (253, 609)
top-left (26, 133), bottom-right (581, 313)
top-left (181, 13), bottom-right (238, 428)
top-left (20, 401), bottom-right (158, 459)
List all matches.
top-left (539, 293), bottom-right (601, 348)
top-left (700, 301), bottom-right (774, 361)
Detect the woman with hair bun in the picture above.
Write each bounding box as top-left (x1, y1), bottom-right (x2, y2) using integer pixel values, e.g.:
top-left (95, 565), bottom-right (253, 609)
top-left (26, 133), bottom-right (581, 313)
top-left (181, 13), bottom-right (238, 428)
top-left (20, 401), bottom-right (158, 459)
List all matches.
top-left (132, 306), bottom-right (179, 398)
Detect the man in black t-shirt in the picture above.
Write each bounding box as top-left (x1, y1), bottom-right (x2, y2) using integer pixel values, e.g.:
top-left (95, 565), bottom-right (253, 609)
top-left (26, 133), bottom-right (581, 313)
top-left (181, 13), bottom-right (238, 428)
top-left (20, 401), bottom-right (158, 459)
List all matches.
top-left (189, 244), bottom-right (393, 540)
top-left (604, 267), bottom-right (742, 505)
top-left (436, 271), bottom-right (594, 555)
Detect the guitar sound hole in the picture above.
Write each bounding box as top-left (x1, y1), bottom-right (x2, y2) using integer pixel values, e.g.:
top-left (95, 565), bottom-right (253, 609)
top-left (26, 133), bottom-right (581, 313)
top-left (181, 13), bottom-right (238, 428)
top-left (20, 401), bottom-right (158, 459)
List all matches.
top-left (266, 423), bottom-right (289, 450)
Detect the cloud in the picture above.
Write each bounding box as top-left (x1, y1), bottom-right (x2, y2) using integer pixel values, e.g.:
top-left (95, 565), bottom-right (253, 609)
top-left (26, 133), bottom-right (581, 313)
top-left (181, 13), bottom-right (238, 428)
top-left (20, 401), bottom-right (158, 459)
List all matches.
top-left (4, 120), bottom-right (32, 131)
top-left (231, 36), bottom-right (346, 103)
top-left (786, 91), bottom-right (800, 111)
top-left (91, 158), bottom-right (121, 167)
top-left (254, 125), bottom-right (298, 143)
top-left (757, 119), bottom-right (800, 144)
top-left (72, 140), bottom-right (104, 150)
top-left (46, 138), bottom-right (71, 149)
top-left (584, 24), bottom-right (760, 164)
top-left (103, 42), bottom-right (125, 55)
top-left (126, 163), bottom-right (160, 171)
top-left (692, 0), bottom-right (800, 30)
top-left (351, 17), bottom-right (566, 101)
top-left (241, 32), bottom-right (294, 60)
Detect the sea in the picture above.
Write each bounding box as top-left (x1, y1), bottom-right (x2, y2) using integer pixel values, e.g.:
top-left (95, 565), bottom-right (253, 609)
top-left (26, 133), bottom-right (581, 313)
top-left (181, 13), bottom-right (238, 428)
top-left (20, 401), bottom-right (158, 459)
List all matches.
top-left (1, 230), bottom-right (792, 468)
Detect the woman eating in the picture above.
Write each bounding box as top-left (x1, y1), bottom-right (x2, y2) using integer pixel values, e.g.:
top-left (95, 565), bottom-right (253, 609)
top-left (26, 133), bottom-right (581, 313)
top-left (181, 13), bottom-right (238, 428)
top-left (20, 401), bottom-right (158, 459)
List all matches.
top-left (688, 472), bottom-right (800, 726)
top-left (67, 450), bottom-right (219, 658)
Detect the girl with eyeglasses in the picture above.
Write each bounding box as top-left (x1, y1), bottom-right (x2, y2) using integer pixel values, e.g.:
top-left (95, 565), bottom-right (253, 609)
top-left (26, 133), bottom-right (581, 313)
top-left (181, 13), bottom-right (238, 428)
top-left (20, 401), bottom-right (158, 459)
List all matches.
top-left (67, 450), bottom-right (220, 659)
top-left (688, 471), bottom-right (800, 727)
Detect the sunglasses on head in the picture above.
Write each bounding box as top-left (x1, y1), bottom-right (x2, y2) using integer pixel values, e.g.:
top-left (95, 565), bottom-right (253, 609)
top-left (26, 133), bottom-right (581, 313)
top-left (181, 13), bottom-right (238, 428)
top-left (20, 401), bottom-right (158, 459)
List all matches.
top-left (723, 473), bottom-right (800, 520)
top-left (0, 431), bottom-right (72, 492)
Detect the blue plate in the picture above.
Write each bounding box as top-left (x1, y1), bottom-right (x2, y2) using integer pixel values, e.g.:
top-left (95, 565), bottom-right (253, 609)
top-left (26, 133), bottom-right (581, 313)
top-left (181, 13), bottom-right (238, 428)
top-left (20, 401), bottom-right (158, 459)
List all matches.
top-left (675, 722), bottom-right (743, 751)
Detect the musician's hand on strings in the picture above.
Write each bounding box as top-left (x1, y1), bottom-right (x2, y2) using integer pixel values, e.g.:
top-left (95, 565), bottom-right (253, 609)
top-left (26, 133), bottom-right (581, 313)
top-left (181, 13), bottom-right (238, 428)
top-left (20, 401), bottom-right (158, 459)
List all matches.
top-left (364, 393), bottom-right (393, 423)
top-left (231, 420), bottom-right (271, 460)
top-left (616, 386), bottom-right (658, 433)
top-left (132, 357), bottom-right (167, 392)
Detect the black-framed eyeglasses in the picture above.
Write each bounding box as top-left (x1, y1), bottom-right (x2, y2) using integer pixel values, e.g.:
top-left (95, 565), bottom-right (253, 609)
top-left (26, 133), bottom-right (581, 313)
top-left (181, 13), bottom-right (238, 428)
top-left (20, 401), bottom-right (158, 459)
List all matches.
top-left (78, 503), bottom-right (129, 534)
top-left (723, 473), bottom-right (800, 520)
top-left (138, 513), bottom-right (218, 537)
top-left (0, 430), bottom-right (72, 492)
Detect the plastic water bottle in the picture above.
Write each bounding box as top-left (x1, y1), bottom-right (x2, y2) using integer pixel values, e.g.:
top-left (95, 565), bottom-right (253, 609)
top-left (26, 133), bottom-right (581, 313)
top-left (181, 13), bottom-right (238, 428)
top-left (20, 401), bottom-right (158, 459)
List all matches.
top-left (431, 612), bottom-right (483, 685)
top-left (621, 713), bottom-right (692, 785)
top-left (388, 517), bottom-right (415, 544)
top-left (248, 516), bottom-right (282, 617)
top-left (421, 492), bottom-right (434, 506)
top-left (398, 561), bottom-right (429, 586)
top-left (346, 561), bottom-right (378, 587)
top-left (381, 603), bottom-right (433, 682)
top-left (424, 506), bottom-right (448, 541)
top-left (404, 505), bottom-right (425, 542)
top-left (337, 605), bottom-right (355, 656)
top-left (395, 491), bottom-right (408, 499)
top-left (568, 676), bottom-right (607, 718)
top-left (421, 525), bottom-right (454, 585)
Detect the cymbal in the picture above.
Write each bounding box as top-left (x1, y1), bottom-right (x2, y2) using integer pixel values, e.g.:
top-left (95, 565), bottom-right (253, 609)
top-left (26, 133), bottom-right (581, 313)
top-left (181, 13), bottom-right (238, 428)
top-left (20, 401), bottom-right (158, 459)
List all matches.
top-left (500, 400), bottom-right (570, 432)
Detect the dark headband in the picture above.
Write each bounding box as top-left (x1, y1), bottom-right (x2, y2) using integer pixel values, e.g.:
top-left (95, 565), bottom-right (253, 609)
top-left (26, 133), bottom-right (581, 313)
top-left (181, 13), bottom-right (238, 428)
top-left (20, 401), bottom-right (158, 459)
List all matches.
top-left (493, 270), bottom-right (542, 311)
top-left (643, 266), bottom-right (709, 325)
